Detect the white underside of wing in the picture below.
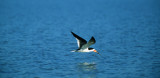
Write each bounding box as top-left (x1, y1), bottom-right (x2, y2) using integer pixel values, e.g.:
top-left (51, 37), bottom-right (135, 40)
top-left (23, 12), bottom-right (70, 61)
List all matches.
top-left (76, 38), bottom-right (80, 48)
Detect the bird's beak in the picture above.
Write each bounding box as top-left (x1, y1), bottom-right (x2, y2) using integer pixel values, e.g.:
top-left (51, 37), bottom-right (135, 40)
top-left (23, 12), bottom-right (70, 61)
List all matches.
top-left (93, 50), bottom-right (100, 55)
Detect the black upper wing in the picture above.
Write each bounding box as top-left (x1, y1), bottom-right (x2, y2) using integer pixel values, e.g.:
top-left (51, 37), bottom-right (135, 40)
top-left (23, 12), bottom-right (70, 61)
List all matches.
top-left (88, 36), bottom-right (96, 46)
top-left (81, 36), bottom-right (96, 49)
top-left (71, 32), bottom-right (87, 48)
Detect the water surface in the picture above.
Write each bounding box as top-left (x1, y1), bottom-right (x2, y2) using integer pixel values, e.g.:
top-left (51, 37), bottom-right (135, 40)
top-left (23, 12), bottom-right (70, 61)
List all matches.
top-left (0, 0), bottom-right (160, 78)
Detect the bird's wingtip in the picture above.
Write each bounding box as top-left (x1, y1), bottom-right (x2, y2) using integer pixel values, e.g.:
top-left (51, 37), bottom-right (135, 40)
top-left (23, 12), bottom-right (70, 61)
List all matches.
top-left (91, 36), bottom-right (95, 39)
top-left (71, 31), bottom-right (74, 33)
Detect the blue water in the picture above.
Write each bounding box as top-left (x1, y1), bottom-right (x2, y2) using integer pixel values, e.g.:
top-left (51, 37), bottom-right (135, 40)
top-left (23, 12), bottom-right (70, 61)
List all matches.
top-left (0, 0), bottom-right (160, 78)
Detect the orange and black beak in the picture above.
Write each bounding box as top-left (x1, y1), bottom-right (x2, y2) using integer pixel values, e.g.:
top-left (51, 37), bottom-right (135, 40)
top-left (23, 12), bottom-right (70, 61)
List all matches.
top-left (93, 50), bottom-right (100, 55)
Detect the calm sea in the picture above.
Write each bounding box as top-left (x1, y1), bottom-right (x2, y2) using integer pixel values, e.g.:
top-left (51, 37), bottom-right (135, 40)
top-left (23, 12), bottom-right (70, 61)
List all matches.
top-left (0, 0), bottom-right (160, 78)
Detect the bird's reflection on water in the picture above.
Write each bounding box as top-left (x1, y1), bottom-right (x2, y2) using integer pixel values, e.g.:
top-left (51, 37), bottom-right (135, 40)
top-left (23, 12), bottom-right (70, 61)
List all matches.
top-left (76, 62), bottom-right (97, 78)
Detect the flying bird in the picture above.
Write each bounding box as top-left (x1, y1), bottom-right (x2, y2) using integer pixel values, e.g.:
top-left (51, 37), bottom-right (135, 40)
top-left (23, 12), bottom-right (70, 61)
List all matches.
top-left (71, 31), bottom-right (100, 55)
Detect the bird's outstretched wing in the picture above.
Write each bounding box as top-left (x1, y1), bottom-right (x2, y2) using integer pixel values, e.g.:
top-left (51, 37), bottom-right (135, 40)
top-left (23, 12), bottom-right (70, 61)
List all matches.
top-left (71, 32), bottom-right (87, 48)
top-left (81, 36), bottom-right (96, 49)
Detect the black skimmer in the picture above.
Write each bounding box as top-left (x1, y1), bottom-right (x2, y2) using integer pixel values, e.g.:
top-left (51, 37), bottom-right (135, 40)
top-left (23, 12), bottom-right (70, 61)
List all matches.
top-left (71, 31), bottom-right (100, 55)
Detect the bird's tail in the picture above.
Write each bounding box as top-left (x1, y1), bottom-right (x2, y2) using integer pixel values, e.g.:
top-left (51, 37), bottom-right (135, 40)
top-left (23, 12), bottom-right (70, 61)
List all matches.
top-left (71, 50), bottom-right (76, 52)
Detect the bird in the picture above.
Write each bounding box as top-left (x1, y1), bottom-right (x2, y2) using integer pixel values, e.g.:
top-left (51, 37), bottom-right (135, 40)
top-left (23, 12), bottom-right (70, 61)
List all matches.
top-left (71, 31), bottom-right (100, 55)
